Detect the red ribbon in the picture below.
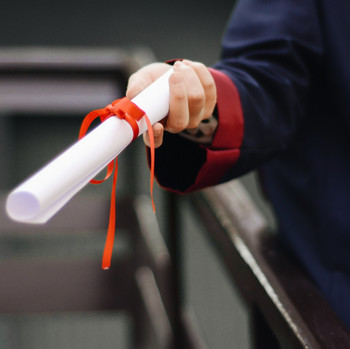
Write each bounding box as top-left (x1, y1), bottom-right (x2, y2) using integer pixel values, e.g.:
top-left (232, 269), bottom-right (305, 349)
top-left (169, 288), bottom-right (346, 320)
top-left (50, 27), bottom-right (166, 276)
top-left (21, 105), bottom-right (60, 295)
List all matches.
top-left (79, 97), bottom-right (155, 270)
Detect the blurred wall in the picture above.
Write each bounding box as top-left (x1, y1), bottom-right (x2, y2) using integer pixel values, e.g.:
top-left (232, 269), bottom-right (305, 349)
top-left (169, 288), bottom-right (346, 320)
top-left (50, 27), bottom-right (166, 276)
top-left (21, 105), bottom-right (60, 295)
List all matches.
top-left (0, 0), bottom-right (235, 65)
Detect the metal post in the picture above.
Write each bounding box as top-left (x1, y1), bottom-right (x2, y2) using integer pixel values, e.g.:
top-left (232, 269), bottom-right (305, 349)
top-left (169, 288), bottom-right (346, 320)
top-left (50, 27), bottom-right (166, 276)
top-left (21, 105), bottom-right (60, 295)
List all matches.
top-left (166, 191), bottom-right (184, 349)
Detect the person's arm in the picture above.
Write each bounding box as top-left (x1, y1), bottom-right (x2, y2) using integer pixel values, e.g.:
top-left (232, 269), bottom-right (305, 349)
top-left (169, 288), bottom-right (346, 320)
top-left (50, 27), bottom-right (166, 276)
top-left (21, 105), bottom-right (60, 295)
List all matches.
top-left (148, 67), bottom-right (244, 193)
top-left (126, 0), bottom-right (324, 193)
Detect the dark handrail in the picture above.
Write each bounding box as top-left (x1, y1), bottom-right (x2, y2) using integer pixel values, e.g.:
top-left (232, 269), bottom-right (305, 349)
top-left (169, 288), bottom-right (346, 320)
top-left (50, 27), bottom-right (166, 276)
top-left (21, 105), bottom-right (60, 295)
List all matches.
top-left (191, 180), bottom-right (350, 348)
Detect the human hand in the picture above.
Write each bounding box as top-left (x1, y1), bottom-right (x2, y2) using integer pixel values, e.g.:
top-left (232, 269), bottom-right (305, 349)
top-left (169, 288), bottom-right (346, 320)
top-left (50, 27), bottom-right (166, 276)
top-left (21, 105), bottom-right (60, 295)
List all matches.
top-left (126, 59), bottom-right (217, 148)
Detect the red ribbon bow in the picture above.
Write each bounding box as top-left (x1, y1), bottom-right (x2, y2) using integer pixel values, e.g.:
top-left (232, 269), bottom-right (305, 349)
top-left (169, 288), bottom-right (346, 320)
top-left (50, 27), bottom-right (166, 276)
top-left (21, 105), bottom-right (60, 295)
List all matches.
top-left (79, 97), bottom-right (155, 270)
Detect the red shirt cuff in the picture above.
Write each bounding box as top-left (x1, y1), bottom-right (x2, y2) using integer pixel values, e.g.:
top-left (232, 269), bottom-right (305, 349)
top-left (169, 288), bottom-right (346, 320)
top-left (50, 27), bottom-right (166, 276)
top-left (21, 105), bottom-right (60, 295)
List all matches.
top-left (208, 68), bottom-right (244, 150)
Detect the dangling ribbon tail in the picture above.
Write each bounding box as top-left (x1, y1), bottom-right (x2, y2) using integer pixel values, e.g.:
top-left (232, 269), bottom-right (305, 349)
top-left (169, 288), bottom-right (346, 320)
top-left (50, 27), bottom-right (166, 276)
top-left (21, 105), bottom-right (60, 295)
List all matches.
top-left (79, 97), bottom-right (156, 270)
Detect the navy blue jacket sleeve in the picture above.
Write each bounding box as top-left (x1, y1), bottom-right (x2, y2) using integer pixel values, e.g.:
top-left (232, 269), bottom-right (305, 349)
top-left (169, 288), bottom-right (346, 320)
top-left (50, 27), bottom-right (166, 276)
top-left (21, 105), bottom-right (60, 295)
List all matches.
top-left (216, 0), bottom-right (323, 181)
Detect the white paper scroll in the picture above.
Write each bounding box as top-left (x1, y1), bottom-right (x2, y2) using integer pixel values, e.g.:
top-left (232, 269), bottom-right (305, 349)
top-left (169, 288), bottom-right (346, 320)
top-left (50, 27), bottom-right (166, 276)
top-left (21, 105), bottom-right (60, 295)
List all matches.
top-left (6, 68), bottom-right (173, 223)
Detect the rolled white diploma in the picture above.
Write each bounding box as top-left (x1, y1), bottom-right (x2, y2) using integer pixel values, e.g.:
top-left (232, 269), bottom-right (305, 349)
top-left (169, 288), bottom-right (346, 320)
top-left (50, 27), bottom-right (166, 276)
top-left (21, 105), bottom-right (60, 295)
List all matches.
top-left (6, 68), bottom-right (173, 223)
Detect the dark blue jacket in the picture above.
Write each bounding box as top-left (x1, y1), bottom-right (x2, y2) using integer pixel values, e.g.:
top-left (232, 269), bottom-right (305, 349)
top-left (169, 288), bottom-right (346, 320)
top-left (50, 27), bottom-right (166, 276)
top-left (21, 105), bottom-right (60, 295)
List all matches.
top-left (154, 0), bottom-right (350, 327)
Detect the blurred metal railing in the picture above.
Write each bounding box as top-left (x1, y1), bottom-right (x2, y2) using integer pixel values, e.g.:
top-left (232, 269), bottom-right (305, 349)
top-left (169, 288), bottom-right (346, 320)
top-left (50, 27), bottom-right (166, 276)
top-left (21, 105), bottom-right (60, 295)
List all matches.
top-left (188, 180), bottom-right (350, 348)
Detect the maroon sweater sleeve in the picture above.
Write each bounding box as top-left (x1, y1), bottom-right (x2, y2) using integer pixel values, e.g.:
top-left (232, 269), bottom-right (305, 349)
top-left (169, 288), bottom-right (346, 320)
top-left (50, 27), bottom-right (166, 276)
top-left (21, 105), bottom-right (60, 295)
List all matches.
top-left (150, 68), bottom-right (244, 193)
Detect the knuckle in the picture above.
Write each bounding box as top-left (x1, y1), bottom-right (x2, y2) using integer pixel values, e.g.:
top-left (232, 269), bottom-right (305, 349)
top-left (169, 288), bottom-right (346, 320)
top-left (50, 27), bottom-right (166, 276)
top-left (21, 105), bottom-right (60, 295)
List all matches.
top-left (206, 93), bottom-right (217, 109)
top-left (192, 61), bottom-right (205, 70)
top-left (203, 78), bottom-right (215, 92)
top-left (172, 90), bottom-right (186, 102)
top-left (188, 90), bottom-right (204, 106)
top-left (189, 95), bottom-right (204, 115)
top-left (167, 118), bottom-right (187, 132)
